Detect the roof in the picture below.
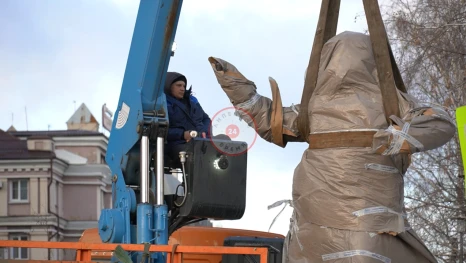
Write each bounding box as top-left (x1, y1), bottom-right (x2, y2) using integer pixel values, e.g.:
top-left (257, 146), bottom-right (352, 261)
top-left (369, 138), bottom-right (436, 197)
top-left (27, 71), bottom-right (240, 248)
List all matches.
top-left (55, 149), bottom-right (88, 164)
top-left (0, 129), bottom-right (55, 160)
top-left (67, 103), bottom-right (99, 125)
top-left (65, 164), bottom-right (111, 176)
top-left (9, 129), bottom-right (104, 138)
top-left (0, 129), bottom-right (24, 150)
top-left (7, 125), bottom-right (17, 132)
top-left (28, 135), bottom-right (53, 140)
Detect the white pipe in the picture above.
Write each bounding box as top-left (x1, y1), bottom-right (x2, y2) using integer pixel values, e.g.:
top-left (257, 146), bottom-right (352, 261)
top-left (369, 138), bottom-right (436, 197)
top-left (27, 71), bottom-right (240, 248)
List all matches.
top-left (140, 135), bottom-right (150, 203)
top-left (156, 136), bottom-right (164, 205)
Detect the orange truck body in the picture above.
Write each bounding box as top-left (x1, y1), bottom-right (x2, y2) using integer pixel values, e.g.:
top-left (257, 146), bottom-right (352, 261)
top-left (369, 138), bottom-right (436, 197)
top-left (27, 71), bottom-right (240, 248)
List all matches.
top-left (82, 226), bottom-right (284, 262)
top-left (0, 226), bottom-right (284, 263)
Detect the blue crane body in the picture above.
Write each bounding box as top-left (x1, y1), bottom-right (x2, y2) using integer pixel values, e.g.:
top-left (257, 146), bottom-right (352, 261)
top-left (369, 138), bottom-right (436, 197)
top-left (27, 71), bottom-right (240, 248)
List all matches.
top-left (99, 1), bottom-right (184, 262)
top-left (97, 1), bottom-right (255, 262)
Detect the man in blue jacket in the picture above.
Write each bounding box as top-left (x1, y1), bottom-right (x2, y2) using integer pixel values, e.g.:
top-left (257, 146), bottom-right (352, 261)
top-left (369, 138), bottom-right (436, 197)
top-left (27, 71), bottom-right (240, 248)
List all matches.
top-left (164, 72), bottom-right (211, 166)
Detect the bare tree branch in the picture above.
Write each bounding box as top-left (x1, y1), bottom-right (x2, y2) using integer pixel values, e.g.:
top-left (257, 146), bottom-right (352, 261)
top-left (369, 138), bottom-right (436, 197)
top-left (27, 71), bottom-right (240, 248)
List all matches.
top-left (383, 0), bottom-right (466, 262)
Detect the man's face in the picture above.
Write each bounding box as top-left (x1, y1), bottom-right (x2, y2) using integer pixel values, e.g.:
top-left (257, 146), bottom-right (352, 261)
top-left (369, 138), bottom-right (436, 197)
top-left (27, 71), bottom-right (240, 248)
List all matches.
top-left (170, 80), bottom-right (186, 99)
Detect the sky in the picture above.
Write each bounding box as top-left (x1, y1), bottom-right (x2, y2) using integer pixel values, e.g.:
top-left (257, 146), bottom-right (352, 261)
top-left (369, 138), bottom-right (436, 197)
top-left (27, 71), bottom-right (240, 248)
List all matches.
top-left (0, 0), bottom-right (374, 236)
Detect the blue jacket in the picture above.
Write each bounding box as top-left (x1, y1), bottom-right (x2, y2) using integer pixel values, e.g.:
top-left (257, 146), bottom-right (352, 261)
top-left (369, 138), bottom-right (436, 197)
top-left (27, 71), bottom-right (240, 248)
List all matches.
top-left (164, 72), bottom-right (211, 146)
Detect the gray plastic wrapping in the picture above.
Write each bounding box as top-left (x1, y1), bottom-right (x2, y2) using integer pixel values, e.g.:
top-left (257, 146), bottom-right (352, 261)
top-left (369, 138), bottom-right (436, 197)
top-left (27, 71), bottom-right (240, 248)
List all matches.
top-left (208, 31), bottom-right (456, 263)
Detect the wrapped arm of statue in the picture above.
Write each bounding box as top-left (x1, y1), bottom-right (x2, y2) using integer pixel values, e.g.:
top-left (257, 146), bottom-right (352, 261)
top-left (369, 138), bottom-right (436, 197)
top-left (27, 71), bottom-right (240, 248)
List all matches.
top-left (371, 91), bottom-right (457, 156)
top-left (208, 57), bottom-right (306, 147)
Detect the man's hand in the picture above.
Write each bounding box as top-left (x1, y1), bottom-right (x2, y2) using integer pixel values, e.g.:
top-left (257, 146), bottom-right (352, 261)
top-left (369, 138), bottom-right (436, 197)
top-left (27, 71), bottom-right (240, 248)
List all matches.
top-left (184, 131), bottom-right (192, 142)
top-left (202, 132), bottom-right (206, 138)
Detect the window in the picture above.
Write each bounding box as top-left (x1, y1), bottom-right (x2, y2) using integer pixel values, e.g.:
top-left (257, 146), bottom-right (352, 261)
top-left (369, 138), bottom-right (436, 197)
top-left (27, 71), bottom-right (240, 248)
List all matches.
top-left (10, 179), bottom-right (28, 202)
top-left (10, 234), bottom-right (28, 259)
top-left (0, 247), bottom-right (6, 259)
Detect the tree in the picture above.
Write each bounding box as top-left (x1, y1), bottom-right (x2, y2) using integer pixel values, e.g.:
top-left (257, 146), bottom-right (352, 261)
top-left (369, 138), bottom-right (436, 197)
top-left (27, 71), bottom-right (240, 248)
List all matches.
top-left (380, 0), bottom-right (465, 262)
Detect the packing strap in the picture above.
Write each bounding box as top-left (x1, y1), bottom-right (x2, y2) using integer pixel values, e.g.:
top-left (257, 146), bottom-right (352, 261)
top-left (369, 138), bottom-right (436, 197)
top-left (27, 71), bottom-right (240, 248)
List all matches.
top-left (308, 131), bottom-right (377, 149)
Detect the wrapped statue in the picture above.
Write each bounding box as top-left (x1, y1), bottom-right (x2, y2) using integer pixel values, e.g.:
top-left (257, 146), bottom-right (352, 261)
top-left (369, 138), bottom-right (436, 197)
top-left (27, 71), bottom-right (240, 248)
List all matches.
top-left (207, 31), bottom-right (456, 263)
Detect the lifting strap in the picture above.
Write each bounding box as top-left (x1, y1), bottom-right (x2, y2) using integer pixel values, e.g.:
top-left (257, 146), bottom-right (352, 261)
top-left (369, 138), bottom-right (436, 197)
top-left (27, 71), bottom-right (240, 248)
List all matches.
top-left (296, 0), bottom-right (407, 143)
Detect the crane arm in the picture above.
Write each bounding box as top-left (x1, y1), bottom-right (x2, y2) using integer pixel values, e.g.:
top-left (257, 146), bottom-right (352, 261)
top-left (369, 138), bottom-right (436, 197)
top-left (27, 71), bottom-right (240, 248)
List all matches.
top-left (106, 0), bottom-right (182, 172)
top-left (100, 1), bottom-right (184, 263)
top-left (100, 2), bottom-right (249, 263)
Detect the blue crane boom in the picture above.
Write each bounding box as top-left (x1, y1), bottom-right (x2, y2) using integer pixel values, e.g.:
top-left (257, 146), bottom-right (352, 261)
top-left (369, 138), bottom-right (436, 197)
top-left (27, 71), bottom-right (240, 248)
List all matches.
top-left (99, 1), bottom-right (183, 262)
top-left (98, 1), bottom-right (249, 263)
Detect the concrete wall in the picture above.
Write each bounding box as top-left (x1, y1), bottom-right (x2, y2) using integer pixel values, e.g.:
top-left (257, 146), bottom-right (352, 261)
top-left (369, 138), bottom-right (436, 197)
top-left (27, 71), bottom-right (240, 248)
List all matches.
top-left (62, 185), bottom-right (98, 221)
top-left (0, 178), bottom-right (8, 216)
top-left (29, 231), bottom-right (49, 260)
top-left (29, 178), bottom-right (39, 214)
top-left (104, 192), bottom-right (112, 209)
top-left (49, 180), bottom-right (58, 215)
top-left (67, 122), bottom-right (99, 132)
top-left (55, 146), bottom-right (101, 164)
top-left (27, 139), bottom-right (54, 152)
top-left (8, 204), bottom-right (30, 216)
top-left (41, 178), bottom-right (50, 215)
top-left (61, 237), bottom-right (79, 261)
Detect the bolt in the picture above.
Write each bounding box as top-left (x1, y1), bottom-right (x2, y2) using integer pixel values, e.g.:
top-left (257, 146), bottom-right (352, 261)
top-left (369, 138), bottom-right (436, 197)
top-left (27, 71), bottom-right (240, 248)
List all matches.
top-left (112, 175), bottom-right (118, 182)
top-left (100, 215), bottom-right (108, 231)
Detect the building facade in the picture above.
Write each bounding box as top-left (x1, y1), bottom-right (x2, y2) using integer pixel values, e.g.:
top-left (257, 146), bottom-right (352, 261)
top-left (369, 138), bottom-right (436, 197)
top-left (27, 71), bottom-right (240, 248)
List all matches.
top-left (0, 103), bottom-right (212, 260)
top-left (0, 104), bottom-right (112, 260)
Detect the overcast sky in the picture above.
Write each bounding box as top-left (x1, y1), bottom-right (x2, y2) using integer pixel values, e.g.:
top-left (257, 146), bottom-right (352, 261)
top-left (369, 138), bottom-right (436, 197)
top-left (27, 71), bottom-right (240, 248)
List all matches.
top-left (0, 0), bottom-right (374, 236)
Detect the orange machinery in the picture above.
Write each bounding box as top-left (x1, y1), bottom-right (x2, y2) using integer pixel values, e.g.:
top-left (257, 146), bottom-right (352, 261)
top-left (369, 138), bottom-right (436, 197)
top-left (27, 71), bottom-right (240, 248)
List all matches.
top-left (80, 226), bottom-right (284, 262)
top-left (0, 226), bottom-right (284, 263)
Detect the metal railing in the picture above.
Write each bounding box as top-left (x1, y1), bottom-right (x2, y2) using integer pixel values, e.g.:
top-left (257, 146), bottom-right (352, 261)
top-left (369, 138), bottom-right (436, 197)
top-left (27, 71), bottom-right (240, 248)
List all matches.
top-left (0, 240), bottom-right (269, 263)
